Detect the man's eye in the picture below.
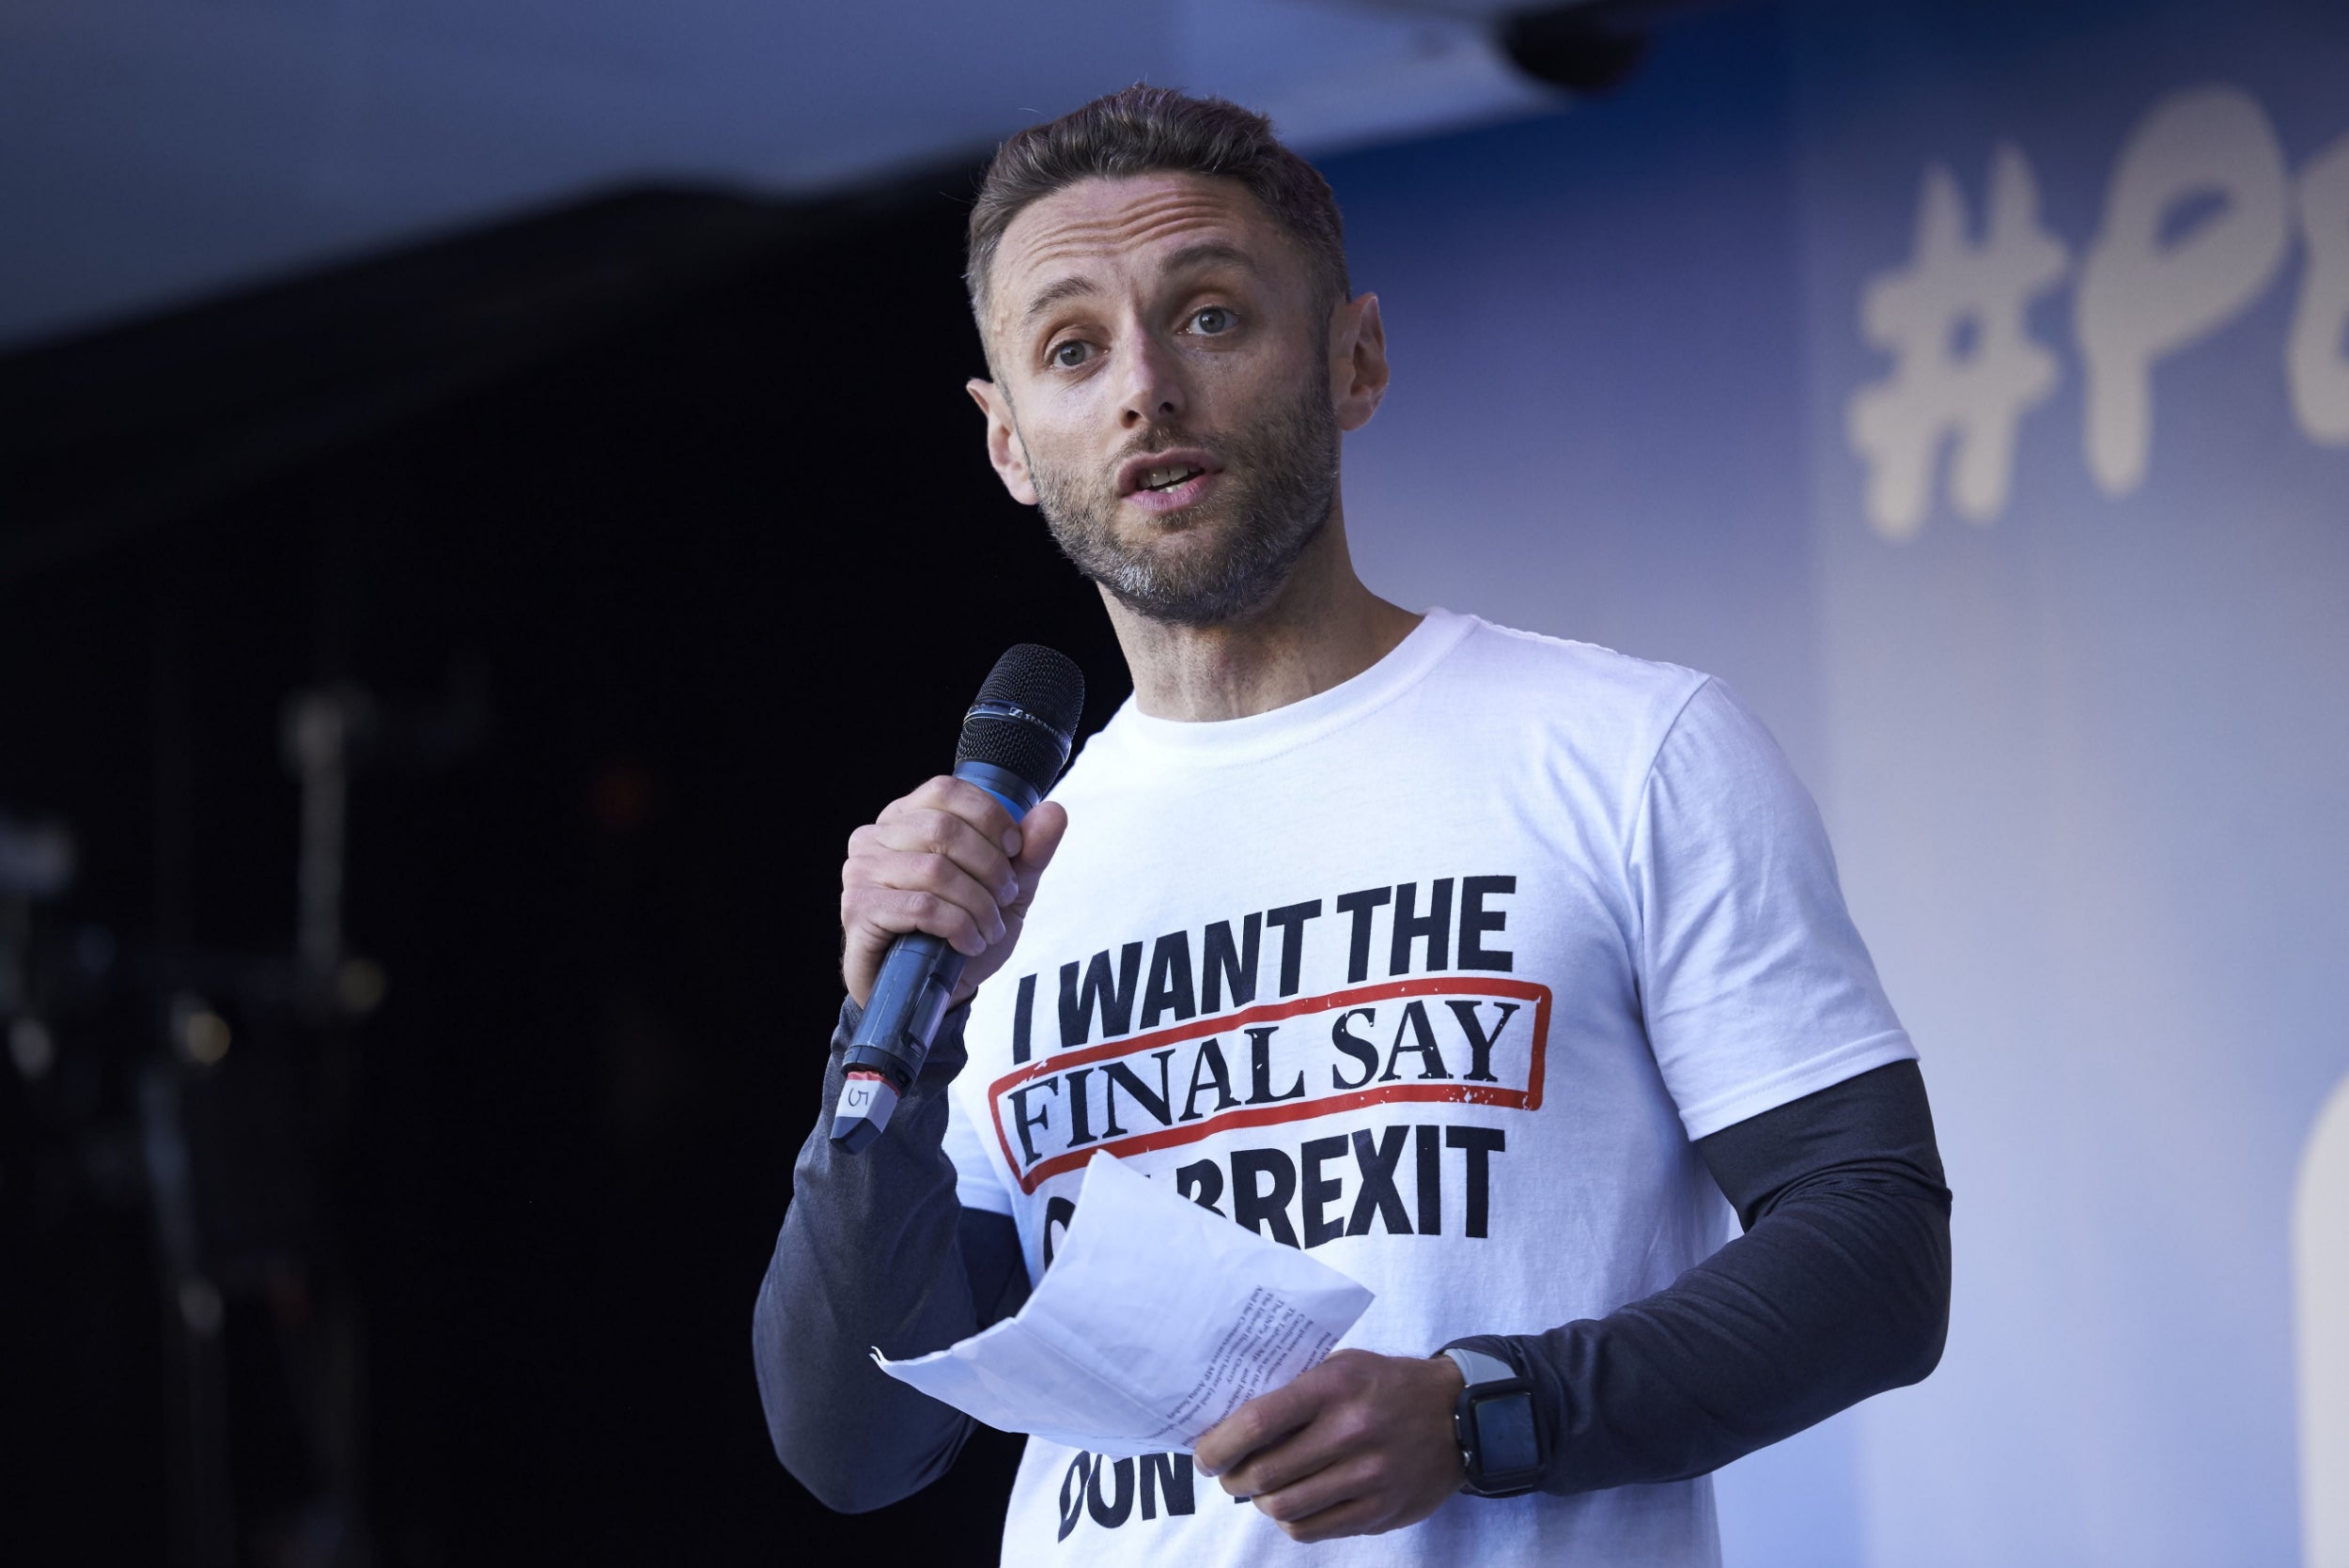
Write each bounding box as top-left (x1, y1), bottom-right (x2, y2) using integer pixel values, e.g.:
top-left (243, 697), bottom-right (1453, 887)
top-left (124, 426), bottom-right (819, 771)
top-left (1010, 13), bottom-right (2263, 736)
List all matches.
top-left (1190, 307), bottom-right (1235, 335)
top-left (1050, 340), bottom-right (1091, 368)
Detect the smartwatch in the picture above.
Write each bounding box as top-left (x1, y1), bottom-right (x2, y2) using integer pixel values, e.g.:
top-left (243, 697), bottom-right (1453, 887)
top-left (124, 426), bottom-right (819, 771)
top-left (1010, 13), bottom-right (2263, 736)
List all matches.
top-left (1441, 1344), bottom-right (1544, 1498)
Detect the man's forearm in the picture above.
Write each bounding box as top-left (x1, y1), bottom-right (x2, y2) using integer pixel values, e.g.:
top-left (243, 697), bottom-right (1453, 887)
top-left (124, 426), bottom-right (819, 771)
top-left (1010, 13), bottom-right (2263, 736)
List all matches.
top-left (753, 1001), bottom-right (992, 1513)
top-left (1459, 1061), bottom-right (1952, 1495)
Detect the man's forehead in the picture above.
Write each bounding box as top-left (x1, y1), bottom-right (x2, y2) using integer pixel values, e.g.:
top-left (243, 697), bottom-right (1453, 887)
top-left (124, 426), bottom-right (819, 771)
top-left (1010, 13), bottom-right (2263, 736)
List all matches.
top-left (989, 174), bottom-right (1287, 322)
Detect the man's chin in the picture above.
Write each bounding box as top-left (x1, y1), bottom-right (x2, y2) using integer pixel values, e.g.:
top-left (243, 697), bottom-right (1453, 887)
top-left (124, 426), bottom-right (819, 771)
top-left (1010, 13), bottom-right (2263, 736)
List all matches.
top-left (1043, 486), bottom-right (1326, 625)
top-left (1113, 496), bottom-right (1223, 534)
top-left (1097, 542), bottom-right (1301, 628)
top-left (1081, 512), bottom-right (1231, 573)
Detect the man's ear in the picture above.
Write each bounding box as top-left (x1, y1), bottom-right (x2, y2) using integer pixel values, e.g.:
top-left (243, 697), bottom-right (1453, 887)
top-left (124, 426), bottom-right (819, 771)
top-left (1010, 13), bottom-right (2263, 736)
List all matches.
top-left (967, 378), bottom-right (1039, 506)
top-left (1328, 292), bottom-right (1389, 433)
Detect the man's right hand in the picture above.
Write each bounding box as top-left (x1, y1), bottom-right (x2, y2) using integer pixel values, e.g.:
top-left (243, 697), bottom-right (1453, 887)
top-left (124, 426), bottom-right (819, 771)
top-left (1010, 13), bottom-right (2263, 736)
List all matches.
top-left (840, 777), bottom-right (1070, 1010)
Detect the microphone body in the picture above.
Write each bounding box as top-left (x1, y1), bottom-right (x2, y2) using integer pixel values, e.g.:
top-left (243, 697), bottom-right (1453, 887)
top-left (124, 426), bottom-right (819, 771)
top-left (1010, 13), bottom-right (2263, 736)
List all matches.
top-left (831, 648), bottom-right (1084, 1153)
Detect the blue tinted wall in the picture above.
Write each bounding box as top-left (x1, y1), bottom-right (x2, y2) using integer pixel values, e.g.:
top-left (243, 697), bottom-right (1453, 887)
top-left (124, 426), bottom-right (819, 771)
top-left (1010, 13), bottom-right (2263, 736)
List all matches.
top-left (1321, 3), bottom-right (2349, 1563)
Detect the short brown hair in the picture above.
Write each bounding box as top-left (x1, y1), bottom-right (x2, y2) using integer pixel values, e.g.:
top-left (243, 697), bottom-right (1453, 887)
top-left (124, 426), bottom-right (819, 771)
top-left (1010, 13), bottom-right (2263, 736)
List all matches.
top-left (965, 84), bottom-right (1351, 331)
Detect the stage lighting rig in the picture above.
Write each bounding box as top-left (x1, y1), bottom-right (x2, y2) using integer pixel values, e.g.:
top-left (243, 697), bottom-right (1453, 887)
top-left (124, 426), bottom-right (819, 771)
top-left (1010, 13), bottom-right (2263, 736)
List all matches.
top-left (1498, 4), bottom-right (1653, 96)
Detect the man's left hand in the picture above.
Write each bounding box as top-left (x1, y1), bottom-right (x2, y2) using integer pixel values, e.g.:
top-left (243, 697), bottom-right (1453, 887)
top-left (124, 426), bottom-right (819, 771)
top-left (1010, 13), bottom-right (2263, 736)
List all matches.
top-left (1192, 1349), bottom-right (1467, 1543)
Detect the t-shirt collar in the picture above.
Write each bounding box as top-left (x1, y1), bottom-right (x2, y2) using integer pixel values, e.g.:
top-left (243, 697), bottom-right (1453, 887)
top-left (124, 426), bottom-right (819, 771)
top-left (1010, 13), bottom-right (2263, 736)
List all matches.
top-left (1096, 607), bottom-right (1474, 769)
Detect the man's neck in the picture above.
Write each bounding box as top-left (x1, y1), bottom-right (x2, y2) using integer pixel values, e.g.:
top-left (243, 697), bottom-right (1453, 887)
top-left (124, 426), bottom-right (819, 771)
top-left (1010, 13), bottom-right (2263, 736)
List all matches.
top-left (1103, 506), bottom-right (1423, 722)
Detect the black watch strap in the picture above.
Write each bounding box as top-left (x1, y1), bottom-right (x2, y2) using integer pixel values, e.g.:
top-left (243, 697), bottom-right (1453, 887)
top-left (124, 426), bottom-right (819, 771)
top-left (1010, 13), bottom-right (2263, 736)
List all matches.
top-left (1441, 1343), bottom-right (1544, 1498)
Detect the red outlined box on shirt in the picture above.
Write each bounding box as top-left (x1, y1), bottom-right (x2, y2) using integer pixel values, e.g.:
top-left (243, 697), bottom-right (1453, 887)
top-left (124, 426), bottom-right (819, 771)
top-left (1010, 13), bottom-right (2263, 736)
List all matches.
top-left (986, 975), bottom-right (1551, 1193)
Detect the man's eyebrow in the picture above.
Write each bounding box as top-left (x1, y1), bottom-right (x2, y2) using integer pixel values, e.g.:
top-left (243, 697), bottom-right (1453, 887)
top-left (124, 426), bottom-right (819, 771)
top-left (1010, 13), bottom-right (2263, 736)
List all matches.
top-left (1020, 274), bottom-right (1099, 328)
top-left (1017, 241), bottom-right (1264, 329)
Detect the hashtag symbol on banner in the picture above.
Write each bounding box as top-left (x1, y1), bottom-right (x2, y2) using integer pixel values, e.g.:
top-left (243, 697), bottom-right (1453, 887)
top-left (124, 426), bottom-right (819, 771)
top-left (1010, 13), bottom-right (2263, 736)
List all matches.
top-left (1847, 144), bottom-right (2071, 540)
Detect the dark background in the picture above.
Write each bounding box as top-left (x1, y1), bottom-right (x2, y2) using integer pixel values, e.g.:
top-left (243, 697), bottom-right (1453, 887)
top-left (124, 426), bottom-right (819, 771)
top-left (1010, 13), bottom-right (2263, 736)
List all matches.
top-left (0, 174), bottom-right (1130, 1566)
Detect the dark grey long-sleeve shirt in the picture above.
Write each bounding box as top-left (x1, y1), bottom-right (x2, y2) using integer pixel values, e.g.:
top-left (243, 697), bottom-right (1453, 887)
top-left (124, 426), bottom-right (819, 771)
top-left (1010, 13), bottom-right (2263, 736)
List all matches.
top-left (754, 1001), bottom-right (1012, 1513)
top-left (755, 998), bottom-right (1950, 1511)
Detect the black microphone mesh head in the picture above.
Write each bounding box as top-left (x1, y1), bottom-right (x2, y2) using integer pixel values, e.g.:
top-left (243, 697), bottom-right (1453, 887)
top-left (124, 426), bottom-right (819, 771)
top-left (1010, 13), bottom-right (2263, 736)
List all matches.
top-left (957, 644), bottom-right (1086, 795)
top-left (974, 644), bottom-right (1086, 735)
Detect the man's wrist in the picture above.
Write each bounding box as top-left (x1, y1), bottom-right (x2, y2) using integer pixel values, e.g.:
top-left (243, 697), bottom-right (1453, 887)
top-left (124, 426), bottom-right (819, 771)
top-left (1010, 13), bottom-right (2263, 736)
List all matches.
top-left (1439, 1338), bottom-right (1546, 1497)
top-left (829, 993), bottom-right (972, 1084)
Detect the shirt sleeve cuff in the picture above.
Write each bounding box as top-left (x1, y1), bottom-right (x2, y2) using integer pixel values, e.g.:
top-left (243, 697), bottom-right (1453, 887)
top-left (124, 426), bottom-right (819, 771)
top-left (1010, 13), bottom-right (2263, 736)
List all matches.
top-left (1672, 1030), bottom-right (1918, 1141)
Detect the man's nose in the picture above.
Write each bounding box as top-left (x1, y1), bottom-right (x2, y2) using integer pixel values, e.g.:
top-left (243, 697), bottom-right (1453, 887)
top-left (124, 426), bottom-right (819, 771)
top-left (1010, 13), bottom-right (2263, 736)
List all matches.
top-left (1117, 330), bottom-right (1187, 428)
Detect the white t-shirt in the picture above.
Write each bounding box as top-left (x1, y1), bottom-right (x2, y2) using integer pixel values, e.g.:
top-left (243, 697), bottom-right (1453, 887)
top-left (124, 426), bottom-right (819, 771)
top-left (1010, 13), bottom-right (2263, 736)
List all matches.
top-left (941, 609), bottom-right (1914, 1567)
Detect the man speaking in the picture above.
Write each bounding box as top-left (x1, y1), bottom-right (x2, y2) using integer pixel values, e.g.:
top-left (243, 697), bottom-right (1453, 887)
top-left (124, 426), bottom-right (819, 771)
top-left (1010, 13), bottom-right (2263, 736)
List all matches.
top-left (754, 85), bottom-right (1951, 1564)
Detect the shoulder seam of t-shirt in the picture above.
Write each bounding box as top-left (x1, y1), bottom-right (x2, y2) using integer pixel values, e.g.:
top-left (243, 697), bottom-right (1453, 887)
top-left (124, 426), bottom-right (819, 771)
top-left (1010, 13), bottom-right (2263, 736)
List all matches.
top-left (1470, 622), bottom-right (1713, 697)
top-left (1621, 673), bottom-right (1722, 900)
top-left (1472, 619), bottom-right (1641, 664)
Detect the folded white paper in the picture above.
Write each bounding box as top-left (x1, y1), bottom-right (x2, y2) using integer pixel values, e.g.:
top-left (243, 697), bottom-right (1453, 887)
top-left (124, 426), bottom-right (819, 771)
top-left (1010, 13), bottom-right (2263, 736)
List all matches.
top-left (873, 1152), bottom-right (1374, 1456)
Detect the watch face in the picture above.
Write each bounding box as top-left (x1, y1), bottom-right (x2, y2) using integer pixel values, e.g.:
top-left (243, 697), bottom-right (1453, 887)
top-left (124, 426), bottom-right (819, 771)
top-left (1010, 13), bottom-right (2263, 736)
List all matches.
top-left (1472, 1390), bottom-right (1541, 1477)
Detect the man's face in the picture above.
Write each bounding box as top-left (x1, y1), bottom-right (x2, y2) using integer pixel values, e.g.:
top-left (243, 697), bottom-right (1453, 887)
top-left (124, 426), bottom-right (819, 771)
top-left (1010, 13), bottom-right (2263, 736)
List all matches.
top-left (972, 173), bottom-right (1346, 627)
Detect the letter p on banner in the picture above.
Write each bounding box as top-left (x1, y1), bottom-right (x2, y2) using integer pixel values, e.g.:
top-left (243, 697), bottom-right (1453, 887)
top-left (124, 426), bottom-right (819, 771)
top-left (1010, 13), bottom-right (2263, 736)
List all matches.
top-left (2077, 85), bottom-right (2292, 496)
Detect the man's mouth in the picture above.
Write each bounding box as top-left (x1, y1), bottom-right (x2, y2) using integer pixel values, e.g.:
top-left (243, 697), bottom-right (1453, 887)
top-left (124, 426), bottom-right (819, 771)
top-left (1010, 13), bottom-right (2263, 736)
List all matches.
top-left (1138, 463), bottom-right (1206, 492)
top-left (1116, 448), bottom-right (1221, 500)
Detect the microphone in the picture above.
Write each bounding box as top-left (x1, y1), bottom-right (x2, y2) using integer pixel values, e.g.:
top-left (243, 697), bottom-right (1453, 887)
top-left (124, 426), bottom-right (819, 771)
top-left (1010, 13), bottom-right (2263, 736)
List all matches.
top-left (830, 644), bottom-right (1086, 1153)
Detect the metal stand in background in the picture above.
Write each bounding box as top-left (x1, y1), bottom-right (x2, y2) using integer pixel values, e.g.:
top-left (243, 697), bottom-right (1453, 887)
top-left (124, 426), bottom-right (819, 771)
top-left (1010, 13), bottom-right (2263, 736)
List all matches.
top-left (132, 673), bottom-right (388, 1568)
top-left (5, 663), bottom-right (479, 1567)
top-left (268, 683), bottom-right (382, 1568)
top-left (285, 685), bottom-right (367, 984)
top-left (123, 679), bottom-right (393, 1568)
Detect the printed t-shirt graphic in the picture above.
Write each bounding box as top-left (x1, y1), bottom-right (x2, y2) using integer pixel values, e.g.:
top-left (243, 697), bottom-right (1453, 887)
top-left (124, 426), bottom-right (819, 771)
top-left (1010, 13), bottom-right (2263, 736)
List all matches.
top-left (987, 945), bottom-right (1550, 1192)
top-left (939, 610), bottom-right (1918, 1568)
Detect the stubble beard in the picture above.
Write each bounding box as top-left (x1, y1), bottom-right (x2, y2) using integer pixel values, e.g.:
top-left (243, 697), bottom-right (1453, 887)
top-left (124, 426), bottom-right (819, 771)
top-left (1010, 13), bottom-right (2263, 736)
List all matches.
top-left (1026, 364), bottom-right (1342, 629)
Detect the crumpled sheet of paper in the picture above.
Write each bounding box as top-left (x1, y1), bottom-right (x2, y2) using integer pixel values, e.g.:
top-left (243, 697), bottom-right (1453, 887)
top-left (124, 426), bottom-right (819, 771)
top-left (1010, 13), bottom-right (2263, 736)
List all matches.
top-left (874, 1152), bottom-right (1374, 1456)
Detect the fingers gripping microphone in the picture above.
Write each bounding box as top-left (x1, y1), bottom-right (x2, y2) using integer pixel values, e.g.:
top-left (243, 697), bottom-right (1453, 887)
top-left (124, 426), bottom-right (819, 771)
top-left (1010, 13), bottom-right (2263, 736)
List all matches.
top-left (830, 644), bottom-right (1085, 1153)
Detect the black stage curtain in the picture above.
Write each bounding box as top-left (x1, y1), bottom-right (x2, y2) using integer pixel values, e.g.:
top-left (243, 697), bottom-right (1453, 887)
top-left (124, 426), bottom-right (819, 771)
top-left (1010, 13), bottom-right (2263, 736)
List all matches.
top-left (0, 177), bottom-right (1126, 1566)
